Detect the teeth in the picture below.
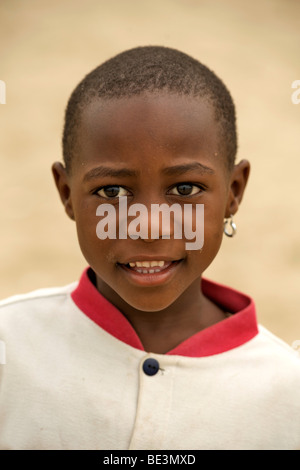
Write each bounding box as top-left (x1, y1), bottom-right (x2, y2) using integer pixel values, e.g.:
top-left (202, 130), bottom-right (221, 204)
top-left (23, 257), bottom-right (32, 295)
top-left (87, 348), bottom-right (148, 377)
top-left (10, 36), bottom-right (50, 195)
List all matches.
top-left (129, 260), bottom-right (167, 268)
top-left (135, 268), bottom-right (165, 274)
top-left (137, 261), bottom-right (150, 268)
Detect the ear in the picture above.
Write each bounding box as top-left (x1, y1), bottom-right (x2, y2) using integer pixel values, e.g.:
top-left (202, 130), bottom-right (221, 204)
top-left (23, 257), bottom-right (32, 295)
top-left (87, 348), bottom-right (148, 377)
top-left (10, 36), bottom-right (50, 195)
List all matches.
top-left (225, 159), bottom-right (250, 218)
top-left (51, 162), bottom-right (75, 220)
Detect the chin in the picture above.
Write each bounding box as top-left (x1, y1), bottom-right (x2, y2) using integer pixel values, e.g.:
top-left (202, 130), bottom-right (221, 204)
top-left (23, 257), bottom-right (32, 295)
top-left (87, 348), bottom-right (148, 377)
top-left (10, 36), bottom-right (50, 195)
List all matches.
top-left (122, 293), bottom-right (180, 313)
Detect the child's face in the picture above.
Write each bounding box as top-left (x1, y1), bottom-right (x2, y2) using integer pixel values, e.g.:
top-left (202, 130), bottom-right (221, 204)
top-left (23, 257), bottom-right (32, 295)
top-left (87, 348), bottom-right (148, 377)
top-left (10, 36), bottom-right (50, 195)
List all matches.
top-left (53, 94), bottom-right (249, 313)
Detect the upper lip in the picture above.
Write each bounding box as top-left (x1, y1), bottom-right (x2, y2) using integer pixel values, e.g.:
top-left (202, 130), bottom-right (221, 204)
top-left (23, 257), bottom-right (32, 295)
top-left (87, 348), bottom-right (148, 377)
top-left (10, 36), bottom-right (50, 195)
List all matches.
top-left (119, 255), bottom-right (184, 265)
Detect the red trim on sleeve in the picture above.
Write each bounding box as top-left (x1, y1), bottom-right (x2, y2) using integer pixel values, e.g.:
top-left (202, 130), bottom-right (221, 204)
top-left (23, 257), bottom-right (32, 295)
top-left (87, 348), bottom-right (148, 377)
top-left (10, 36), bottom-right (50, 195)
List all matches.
top-left (71, 268), bottom-right (258, 357)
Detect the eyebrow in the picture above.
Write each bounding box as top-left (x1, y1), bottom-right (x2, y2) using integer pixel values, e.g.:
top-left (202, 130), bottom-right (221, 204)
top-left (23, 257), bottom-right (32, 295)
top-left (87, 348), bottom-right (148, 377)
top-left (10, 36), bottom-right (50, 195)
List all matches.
top-left (83, 161), bottom-right (215, 182)
top-left (162, 162), bottom-right (215, 176)
top-left (83, 165), bottom-right (138, 182)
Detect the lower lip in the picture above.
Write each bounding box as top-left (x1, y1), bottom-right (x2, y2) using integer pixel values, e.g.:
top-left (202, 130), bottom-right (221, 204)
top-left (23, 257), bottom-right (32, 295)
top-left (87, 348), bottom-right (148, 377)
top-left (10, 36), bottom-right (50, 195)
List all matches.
top-left (118, 261), bottom-right (182, 287)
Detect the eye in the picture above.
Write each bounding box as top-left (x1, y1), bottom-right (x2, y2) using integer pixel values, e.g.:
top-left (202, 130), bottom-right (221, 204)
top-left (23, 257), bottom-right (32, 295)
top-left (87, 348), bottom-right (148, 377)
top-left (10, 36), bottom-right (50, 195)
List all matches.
top-left (96, 185), bottom-right (130, 198)
top-left (168, 183), bottom-right (203, 196)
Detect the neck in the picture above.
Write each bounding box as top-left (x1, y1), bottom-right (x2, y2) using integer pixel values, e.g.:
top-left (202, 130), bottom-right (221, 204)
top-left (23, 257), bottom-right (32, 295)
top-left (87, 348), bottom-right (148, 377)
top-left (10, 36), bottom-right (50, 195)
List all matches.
top-left (95, 276), bottom-right (226, 354)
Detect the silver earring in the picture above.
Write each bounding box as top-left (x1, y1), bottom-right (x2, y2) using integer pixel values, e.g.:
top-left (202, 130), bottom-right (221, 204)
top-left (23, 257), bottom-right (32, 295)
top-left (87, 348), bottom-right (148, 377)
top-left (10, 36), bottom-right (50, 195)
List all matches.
top-left (224, 215), bottom-right (237, 237)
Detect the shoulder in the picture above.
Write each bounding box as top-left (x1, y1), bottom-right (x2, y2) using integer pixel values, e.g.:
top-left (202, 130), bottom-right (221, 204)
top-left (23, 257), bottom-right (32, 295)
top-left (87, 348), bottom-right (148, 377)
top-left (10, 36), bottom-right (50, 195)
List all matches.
top-left (0, 282), bottom-right (77, 309)
top-left (248, 324), bottom-right (300, 385)
top-left (0, 282), bottom-right (78, 330)
top-left (0, 281), bottom-right (82, 367)
top-left (257, 324), bottom-right (299, 359)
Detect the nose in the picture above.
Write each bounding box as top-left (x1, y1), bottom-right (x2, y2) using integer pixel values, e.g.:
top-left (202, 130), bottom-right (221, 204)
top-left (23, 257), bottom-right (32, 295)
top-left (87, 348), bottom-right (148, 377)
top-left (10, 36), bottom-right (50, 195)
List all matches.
top-left (126, 199), bottom-right (182, 242)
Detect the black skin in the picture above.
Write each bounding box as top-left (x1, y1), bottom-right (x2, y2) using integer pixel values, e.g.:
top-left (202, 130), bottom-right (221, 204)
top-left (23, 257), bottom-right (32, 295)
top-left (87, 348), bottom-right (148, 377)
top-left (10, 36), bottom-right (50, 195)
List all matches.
top-left (52, 94), bottom-right (250, 354)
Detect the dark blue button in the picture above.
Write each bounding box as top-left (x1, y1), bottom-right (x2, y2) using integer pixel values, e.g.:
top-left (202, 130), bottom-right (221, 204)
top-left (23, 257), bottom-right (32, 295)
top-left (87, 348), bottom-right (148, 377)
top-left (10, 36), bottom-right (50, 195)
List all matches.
top-left (143, 358), bottom-right (160, 376)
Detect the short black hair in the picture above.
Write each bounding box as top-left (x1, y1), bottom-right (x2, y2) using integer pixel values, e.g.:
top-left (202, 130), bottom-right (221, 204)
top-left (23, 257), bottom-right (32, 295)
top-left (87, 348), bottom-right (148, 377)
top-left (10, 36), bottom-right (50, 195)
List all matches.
top-left (62, 46), bottom-right (237, 172)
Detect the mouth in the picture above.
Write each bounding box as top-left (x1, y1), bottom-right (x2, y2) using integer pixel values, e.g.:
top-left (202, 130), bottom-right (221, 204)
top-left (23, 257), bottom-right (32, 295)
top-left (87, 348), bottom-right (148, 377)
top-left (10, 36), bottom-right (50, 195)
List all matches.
top-left (125, 260), bottom-right (176, 274)
top-left (117, 259), bottom-right (183, 286)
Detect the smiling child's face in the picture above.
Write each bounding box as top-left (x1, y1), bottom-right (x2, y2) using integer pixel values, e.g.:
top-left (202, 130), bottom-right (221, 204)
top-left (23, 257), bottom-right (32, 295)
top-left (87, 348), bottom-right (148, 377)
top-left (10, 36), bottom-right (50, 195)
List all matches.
top-left (53, 94), bottom-right (249, 314)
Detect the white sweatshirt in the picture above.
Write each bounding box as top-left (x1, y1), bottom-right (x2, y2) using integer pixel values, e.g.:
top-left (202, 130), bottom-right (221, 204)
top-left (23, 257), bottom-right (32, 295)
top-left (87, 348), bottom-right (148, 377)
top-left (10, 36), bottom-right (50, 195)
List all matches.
top-left (0, 268), bottom-right (299, 450)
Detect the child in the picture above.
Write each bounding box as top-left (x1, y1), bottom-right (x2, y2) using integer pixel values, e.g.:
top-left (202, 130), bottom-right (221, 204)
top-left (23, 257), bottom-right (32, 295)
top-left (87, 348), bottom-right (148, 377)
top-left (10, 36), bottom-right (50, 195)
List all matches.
top-left (0, 46), bottom-right (300, 450)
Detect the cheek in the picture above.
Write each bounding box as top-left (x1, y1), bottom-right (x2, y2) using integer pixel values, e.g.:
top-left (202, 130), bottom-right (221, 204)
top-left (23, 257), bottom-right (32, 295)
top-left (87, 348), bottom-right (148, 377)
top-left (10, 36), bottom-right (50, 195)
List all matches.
top-left (75, 206), bottom-right (96, 241)
top-left (189, 205), bottom-right (225, 269)
top-left (76, 222), bottom-right (118, 280)
top-left (74, 204), bottom-right (112, 264)
top-left (204, 213), bottom-right (224, 252)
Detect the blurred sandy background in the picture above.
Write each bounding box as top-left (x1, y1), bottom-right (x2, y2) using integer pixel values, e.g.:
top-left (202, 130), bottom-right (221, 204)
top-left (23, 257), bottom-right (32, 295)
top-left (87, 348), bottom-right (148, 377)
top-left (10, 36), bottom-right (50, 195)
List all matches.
top-left (0, 0), bottom-right (299, 345)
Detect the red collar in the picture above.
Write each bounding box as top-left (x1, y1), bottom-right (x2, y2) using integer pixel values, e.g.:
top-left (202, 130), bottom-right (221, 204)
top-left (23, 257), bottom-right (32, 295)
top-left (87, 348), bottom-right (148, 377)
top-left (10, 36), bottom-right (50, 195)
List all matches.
top-left (71, 268), bottom-right (258, 357)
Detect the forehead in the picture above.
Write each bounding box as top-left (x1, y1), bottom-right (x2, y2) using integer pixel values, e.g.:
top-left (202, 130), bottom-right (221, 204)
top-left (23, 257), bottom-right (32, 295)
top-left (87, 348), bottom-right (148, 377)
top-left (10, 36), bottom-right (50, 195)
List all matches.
top-left (75, 94), bottom-right (222, 171)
